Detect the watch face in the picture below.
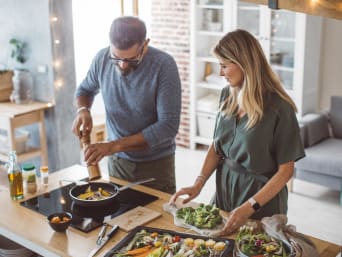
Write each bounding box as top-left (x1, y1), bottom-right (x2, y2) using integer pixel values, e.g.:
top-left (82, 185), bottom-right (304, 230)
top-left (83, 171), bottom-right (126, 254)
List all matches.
top-left (253, 202), bottom-right (261, 211)
top-left (248, 198), bottom-right (260, 211)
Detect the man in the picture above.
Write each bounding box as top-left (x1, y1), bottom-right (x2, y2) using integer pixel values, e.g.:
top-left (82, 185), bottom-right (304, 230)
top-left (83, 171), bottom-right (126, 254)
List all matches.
top-left (72, 16), bottom-right (181, 194)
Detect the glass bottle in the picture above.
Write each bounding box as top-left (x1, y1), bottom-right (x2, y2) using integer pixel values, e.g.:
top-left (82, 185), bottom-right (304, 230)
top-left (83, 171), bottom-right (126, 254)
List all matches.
top-left (6, 151), bottom-right (24, 200)
top-left (22, 163), bottom-right (37, 194)
top-left (40, 166), bottom-right (49, 186)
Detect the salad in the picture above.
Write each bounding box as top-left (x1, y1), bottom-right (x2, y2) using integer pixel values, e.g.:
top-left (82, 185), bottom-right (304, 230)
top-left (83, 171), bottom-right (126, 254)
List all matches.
top-left (235, 224), bottom-right (291, 257)
top-left (111, 229), bottom-right (228, 257)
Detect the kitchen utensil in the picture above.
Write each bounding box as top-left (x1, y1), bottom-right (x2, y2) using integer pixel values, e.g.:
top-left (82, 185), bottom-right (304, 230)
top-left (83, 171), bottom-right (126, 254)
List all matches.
top-left (107, 206), bottom-right (161, 232)
top-left (69, 178), bottom-right (156, 207)
top-left (88, 224), bottom-right (119, 257)
top-left (96, 223), bottom-right (109, 245)
top-left (59, 179), bottom-right (88, 186)
top-left (80, 131), bottom-right (101, 180)
top-left (104, 226), bottom-right (234, 257)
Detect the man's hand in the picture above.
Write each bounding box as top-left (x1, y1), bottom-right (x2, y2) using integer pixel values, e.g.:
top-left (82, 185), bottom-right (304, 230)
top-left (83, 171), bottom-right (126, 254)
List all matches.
top-left (84, 142), bottom-right (114, 165)
top-left (72, 109), bottom-right (93, 138)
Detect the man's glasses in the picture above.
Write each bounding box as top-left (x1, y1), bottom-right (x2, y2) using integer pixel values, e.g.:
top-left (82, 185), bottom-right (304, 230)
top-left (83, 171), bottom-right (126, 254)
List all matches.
top-left (109, 45), bottom-right (144, 66)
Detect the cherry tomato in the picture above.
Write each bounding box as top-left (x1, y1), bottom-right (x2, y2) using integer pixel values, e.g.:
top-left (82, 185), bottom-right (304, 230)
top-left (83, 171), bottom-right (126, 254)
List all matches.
top-left (172, 235), bottom-right (181, 242)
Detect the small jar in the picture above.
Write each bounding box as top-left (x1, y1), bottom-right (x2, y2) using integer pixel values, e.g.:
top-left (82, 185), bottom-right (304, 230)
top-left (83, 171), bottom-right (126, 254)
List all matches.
top-left (22, 163), bottom-right (37, 194)
top-left (40, 166), bottom-right (49, 186)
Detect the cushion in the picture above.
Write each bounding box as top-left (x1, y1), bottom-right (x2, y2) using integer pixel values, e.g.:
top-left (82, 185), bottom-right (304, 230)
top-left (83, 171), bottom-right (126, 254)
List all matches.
top-left (295, 138), bottom-right (342, 178)
top-left (330, 96), bottom-right (342, 139)
top-left (300, 113), bottom-right (330, 147)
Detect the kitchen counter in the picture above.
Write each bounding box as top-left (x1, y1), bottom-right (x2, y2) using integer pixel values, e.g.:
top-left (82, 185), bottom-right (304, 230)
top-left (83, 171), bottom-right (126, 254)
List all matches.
top-left (0, 164), bottom-right (340, 257)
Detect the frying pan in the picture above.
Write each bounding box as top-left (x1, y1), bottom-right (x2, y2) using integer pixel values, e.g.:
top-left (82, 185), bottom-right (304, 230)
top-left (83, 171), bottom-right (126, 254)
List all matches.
top-left (69, 178), bottom-right (155, 207)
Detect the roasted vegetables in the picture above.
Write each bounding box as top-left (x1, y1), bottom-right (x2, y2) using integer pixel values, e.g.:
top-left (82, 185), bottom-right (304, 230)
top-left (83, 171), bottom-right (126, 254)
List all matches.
top-left (112, 229), bottom-right (227, 257)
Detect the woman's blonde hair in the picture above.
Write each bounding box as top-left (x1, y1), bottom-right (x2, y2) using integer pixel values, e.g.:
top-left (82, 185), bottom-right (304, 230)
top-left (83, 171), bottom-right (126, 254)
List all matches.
top-left (212, 29), bottom-right (297, 129)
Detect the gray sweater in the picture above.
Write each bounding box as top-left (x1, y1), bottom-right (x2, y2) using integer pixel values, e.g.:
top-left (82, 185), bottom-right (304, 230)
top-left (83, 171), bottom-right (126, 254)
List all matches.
top-left (75, 46), bottom-right (181, 162)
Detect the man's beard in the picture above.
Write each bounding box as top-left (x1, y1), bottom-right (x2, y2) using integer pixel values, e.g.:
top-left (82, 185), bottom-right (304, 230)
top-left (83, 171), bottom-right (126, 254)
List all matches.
top-left (116, 64), bottom-right (138, 76)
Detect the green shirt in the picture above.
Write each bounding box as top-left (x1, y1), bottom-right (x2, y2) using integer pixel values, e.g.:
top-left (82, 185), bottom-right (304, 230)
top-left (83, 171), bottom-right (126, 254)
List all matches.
top-left (212, 87), bottom-right (305, 219)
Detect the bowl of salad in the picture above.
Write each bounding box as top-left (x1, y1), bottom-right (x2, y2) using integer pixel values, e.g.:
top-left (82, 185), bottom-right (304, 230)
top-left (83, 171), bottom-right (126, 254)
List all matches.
top-left (235, 223), bottom-right (292, 257)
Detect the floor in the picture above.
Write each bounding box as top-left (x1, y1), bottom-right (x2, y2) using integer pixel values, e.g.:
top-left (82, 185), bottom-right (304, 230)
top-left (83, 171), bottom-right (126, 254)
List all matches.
top-left (174, 147), bottom-right (342, 247)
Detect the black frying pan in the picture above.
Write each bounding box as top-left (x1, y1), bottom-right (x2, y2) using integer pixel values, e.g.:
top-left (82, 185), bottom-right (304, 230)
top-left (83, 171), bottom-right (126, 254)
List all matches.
top-left (69, 178), bottom-right (155, 207)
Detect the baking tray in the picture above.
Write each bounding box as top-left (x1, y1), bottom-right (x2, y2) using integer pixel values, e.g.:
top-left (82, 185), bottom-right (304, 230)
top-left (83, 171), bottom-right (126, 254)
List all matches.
top-left (104, 225), bottom-right (234, 257)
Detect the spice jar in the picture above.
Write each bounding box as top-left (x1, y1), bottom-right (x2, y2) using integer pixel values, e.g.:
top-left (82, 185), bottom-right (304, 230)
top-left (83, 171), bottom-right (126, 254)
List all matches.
top-left (6, 151), bottom-right (24, 200)
top-left (40, 166), bottom-right (49, 186)
top-left (22, 163), bottom-right (37, 194)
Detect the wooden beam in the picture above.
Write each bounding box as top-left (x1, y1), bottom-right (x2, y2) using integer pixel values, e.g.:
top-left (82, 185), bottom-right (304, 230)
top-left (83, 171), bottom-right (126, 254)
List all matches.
top-left (241, 0), bottom-right (342, 20)
top-left (133, 0), bottom-right (139, 16)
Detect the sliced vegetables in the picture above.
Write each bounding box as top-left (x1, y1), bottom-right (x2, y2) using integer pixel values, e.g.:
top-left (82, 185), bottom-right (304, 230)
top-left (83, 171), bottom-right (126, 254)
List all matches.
top-left (112, 229), bottom-right (227, 257)
top-left (77, 186), bottom-right (113, 200)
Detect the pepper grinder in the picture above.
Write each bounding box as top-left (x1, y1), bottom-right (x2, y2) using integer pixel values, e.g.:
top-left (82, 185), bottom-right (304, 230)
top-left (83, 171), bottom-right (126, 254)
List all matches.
top-left (80, 131), bottom-right (102, 180)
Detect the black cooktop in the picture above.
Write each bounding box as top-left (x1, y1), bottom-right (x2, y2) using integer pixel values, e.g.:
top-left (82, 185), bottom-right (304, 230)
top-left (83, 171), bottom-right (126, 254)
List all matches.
top-left (20, 181), bottom-right (158, 233)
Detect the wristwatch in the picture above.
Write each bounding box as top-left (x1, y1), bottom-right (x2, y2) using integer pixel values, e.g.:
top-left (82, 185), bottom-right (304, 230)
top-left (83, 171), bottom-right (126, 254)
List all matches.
top-left (248, 197), bottom-right (261, 212)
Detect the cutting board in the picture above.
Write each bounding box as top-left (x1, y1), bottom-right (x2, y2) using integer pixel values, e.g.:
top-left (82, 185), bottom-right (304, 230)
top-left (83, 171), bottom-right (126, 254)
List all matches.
top-left (108, 206), bottom-right (162, 232)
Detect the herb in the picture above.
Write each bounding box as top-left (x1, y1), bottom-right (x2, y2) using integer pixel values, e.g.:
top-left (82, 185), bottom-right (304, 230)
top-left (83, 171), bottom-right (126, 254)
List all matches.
top-left (9, 38), bottom-right (27, 64)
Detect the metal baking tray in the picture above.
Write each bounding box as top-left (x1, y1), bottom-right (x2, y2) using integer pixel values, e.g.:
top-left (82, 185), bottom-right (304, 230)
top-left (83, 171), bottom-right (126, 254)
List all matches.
top-left (104, 225), bottom-right (234, 257)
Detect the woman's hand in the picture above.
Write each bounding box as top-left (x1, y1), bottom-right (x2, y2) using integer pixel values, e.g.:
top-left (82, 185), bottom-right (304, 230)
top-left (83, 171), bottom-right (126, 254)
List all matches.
top-left (169, 183), bottom-right (202, 205)
top-left (84, 142), bottom-right (114, 165)
top-left (72, 109), bottom-right (92, 138)
top-left (220, 203), bottom-right (254, 236)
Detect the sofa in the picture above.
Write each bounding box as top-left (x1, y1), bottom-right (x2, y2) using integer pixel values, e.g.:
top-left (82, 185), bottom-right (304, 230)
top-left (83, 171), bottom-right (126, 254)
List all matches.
top-left (293, 96), bottom-right (342, 204)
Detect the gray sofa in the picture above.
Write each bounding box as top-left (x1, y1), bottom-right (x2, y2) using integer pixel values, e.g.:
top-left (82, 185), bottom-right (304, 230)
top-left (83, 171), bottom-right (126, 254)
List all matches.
top-left (294, 96), bottom-right (342, 203)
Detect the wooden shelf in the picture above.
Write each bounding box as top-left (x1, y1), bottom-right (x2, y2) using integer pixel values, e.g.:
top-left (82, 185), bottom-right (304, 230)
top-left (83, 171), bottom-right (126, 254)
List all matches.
top-left (0, 148), bottom-right (42, 163)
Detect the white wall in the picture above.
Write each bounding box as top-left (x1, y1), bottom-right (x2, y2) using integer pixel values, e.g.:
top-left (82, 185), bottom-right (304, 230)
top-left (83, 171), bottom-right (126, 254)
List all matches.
top-left (319, 18), bottom-right (342, 111)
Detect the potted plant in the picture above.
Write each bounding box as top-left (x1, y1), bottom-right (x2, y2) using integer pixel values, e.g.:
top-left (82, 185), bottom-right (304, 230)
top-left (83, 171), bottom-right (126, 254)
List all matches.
top-left (8, 38), bottom-right (33, 104)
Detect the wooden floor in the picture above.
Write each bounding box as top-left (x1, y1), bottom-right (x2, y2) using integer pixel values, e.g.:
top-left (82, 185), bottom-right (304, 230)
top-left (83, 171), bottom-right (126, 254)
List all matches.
top-left (174, 147), bottom-right (342, 247)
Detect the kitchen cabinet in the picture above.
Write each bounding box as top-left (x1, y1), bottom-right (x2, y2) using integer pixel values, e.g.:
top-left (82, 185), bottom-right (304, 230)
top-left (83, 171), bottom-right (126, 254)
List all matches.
top-left (190, 0), bottom-right (322, 148)
top-left (0, 101), bottom-right (51, 165)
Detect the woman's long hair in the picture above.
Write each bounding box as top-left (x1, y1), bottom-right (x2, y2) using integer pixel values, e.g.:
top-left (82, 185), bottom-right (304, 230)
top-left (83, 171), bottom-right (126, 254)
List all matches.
top-left (212, 29), bottom-right (297, 129)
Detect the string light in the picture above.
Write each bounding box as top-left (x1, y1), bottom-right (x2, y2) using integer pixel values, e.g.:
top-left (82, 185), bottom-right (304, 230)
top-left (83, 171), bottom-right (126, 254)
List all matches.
top-left (51, 16), bottom-right (58, 22)
top-left (53, 60), bottom-right (61, 69)
top-left (54, 79), bottom-right (63, 89)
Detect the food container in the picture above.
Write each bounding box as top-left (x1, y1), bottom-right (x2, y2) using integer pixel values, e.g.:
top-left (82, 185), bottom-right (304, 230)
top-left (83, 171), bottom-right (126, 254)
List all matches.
top-left (0, 129), bottom-right (30, 154)
top-left (104, 226), bottom-right (234, 257)
top-left (47, 212), bottom-right (72, 232)
top-left (22, 163), bottom-right (37, 194)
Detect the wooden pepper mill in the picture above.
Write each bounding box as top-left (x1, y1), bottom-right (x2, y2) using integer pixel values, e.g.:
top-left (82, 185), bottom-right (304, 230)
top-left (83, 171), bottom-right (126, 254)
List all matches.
top-left (80, 131), bottom-right (102, 180)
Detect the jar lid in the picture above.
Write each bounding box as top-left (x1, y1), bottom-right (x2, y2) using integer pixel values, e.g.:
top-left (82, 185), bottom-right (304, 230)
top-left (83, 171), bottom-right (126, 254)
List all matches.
top-left (40, 166), bottom-right (49, 172)
top-left (22, 163), bottom-right (35, 171)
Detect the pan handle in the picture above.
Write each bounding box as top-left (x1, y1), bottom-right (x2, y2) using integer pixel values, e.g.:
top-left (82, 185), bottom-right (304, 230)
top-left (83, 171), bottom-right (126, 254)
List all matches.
top-left (119, 178), bottom-right (156, 191)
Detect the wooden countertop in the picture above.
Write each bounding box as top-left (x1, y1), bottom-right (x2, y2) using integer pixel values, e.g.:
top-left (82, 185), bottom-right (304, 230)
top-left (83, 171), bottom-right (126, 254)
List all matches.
top-left (0, 101), bottom-right (52, 118)
top-left (0, 164), bottom-right (340, 257)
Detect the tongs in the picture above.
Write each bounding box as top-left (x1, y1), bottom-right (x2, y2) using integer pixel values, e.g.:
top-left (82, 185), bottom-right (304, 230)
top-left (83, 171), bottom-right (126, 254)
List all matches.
top-left (96, 223), bottom-right (110, 245)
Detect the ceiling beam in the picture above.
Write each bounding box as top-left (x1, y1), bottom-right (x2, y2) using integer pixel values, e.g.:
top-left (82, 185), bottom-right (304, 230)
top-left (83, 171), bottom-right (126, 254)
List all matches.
top-left (242, 0), bottom-right (342, 20)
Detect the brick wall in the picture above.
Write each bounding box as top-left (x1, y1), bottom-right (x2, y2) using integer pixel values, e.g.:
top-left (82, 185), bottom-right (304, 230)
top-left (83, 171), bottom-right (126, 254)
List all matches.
top-left (150, 0), bottom-right (190, 148)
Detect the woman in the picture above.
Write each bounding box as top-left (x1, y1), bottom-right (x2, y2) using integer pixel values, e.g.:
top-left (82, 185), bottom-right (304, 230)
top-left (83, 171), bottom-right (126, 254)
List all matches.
top-left (170, 29), bottom-right (305, 235)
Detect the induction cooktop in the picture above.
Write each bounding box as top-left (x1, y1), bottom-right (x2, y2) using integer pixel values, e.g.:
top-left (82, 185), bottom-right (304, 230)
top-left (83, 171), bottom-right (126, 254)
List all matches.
top-left (20, 180), bottom-right (158, 233)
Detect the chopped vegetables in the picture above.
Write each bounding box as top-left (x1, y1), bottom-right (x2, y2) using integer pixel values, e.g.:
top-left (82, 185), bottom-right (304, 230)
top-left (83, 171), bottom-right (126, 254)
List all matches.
top-left (236, 224), bottom-right (291, 257)
top-left (77, 186), bottom-right (113, 201)
top-left (176, 203), bottom-right (223, 229)
top-left (50, 216), bottom-right (70, 223)
top-left (112, 229), bottom-right (227, 257)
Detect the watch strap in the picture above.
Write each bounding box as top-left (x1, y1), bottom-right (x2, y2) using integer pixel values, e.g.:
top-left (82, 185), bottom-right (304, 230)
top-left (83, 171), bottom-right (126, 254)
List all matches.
top-left (248, 197), bottom-right (261, 212)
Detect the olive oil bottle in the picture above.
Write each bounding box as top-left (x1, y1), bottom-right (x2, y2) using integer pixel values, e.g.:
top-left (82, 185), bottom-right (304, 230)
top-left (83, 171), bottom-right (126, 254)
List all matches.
top-left (6, 151), bottom-right (24, 200)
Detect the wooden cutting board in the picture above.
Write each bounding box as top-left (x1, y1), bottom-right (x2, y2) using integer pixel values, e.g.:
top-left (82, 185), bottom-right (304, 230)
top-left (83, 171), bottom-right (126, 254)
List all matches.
top-left (108, 206), bottom-right (162, 232)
